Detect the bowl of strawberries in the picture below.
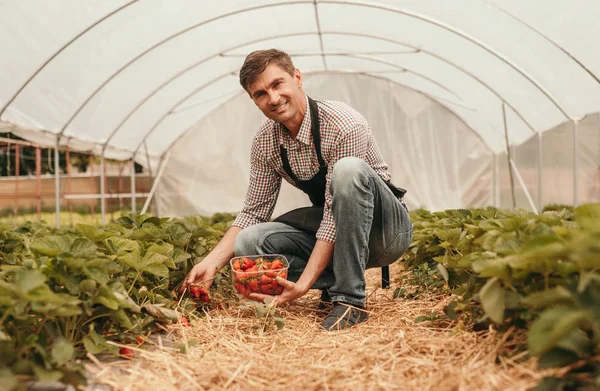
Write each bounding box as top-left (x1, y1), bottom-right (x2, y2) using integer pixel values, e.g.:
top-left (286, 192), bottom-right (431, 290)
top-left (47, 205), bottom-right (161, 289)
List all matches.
top-left (230, 255), bottom-right (289, 298)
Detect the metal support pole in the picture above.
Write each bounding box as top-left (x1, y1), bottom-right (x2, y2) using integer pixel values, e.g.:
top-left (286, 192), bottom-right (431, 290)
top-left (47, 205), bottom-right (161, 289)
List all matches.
top-left (141, 152), bottom-right (171, 215)
top-left (35, 147), bottom-right (41, 220)
top-left (143, 142), bottom-right (154, 214)
top-left (15, 145), bottom-right (19, 216)
top-left (66, 150), bottom-right (73, 225)
top-left (573, 120), bottom-right (579, 207)
top-left (131, 158), bottom-right (136, 213)
top-left (492, 153), bottom-right (497, 207)
top-left (537, 132), bottom-right (543, 212)
top-left (100, 155), bottom-right (106, 225)
top-left (510, 159), bottom-right (539, 214)
top-left (54, 137), bottom-right (60, 228)
top-left (502, 104), bottom-right (517, 210)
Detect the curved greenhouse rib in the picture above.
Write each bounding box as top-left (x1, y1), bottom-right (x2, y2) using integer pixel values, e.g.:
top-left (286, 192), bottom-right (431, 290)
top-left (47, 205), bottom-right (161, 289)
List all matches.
top-left (99, 35), bottom-right (462, 154)
top-left (160, 70), bottom-right (493, 158)
top-left (313, 0), bottom-right (328, 70)
top-left (319, 0), bottom-right (572, 120)
top-left (0, 0), bottom-right (139, 118)
top-left (481, 0), bottom-right (600, 86)
top-left (99, 30), bottom-right (537, 156)
top-left (57, 1), bottom-right (309, 138)
top-left (60, 0), bottom-right (559, 141)
top-left (129, 57), bottom-right (470, 156)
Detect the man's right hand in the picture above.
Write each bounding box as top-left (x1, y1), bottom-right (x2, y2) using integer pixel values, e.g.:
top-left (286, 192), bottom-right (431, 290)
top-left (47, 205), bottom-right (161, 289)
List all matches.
top-left (181, 261), bottom-right (218, 292)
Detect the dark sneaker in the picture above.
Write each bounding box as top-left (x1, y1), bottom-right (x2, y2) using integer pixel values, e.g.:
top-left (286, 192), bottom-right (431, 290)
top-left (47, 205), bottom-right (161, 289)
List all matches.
top-left (317, 289), bottom-right (333, 310)
top-left (320, 303), bottom-right (368, 331)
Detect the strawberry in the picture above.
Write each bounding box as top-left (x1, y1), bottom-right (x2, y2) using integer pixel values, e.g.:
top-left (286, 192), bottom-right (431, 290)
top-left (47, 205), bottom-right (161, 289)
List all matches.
top-left (180, 316), bottom-right (190, 327)
top-left (190, 285), bottom-right (202, 298)
top-left (240, 258), bottom-right (256, 270)
top-left (234, 282), bottom-right (246, 295)
top-left (247, 279), bottom-right (259, 292)
top-left (271, 259), bottom-right (283, 270)
top-left (135, 336), bottom-right (144, 345)
top-left (260, 274), bottom-right (273, 284)
top-left (119, 347), bottom-right (135, 360)
top-left (274, 285), bottom-right (284, 295)
top-left (260, 284), bottom-right (273, 294)
top-left (246, 265), bottom-right (259, 274)
top-left (233, 259), bottom-right (241, 270)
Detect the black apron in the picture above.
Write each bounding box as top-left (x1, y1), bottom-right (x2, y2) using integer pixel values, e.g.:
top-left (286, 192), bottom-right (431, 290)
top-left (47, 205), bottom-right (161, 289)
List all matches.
top-left (273, 96), bottom-right (407, 234)
top-left (272, 96), bottom-right (406, 289)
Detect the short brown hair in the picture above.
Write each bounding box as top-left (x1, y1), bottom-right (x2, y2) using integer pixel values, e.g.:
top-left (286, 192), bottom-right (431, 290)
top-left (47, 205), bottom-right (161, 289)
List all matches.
top-left (239, 49), bottom-right (296, 92)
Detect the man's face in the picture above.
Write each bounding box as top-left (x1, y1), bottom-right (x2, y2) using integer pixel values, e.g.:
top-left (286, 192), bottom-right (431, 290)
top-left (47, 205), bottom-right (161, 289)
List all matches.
top-left (247, 63), bottom-right (304, 123)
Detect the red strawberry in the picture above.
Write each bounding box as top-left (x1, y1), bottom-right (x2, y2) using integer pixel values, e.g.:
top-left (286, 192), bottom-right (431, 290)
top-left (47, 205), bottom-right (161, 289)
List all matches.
top-left (190, 285), bottom-right (202, 298)
top-left (180, 316), bottom-right (190, 327)
top-left (240, 258), bottom-right (256, 270)
top-left (119, 347), bottom-right (135, 360)
top-left (247, 279), bottom-right (259, 292)
top-left (135, 336), bottom-right (144, 345)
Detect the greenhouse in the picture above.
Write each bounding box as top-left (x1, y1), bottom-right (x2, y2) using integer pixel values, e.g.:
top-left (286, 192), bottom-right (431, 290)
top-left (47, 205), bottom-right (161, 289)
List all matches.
top-left (0, 1), bottom-right (599, 390)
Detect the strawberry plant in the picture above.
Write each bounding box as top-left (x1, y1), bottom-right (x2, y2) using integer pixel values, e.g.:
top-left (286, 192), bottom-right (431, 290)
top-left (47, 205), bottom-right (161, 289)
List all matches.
top-left (0, 212), bottom-right (236, 389)
top-left (401, 204), bottom-right (600, 389)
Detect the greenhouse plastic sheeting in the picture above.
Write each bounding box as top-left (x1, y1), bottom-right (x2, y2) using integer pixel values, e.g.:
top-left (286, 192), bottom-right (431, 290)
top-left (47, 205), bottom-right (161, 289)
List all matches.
top-left (0, 1), bottom-right (599, 212)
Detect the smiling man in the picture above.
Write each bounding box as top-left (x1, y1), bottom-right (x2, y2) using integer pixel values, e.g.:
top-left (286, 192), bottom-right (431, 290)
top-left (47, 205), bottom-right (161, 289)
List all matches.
top-left (183, 49), bottom-right (412, 330)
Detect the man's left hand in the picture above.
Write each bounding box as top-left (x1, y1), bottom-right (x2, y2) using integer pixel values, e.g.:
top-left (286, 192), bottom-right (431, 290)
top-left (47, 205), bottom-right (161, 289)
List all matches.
top-left (248, 276), bottom-right (307, 305)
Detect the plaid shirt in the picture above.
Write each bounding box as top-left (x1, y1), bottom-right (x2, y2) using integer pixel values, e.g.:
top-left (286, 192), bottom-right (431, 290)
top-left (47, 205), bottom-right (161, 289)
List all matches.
top-left (232, 96), bottom-right (392, 242)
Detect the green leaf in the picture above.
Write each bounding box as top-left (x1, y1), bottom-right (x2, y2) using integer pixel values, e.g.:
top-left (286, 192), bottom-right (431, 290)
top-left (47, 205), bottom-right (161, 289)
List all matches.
top-left (575, 203), bottom-right (600, 231)
top-left (51, 338), bottom-right (74, 367)
top-left (116, 216), bottom-right (135, 228)
top-left (108, 237), bottom-right (140, 255)
top-left (132, 227), bottom-right (159, 241)
top-left (170, 248), bottom-right (191, 264)
top-left (521, 286), bottom-right (575, 309)
top-left (15, 270), bottom-right (46, 294)
top-left (76, 224), bottom-right (99, 241)
top-left (0, 368), bottom-right (17, 391)
top-left (111, 308), bottom-right (133, 329)
top-left (30, 236), bottom-right (71, 256)
top-left (537, 348), bottom-right (580, 369)
top-left (70, 237), bottom-right (97, 256)
top-left (479, 277), bottom-right (505, 324)
top-left (528, 307), bottom-right (593, 355)
top-left (472, 257), bottom-right (512, 280)
top-left (436, 264), bottom-right (449, 283)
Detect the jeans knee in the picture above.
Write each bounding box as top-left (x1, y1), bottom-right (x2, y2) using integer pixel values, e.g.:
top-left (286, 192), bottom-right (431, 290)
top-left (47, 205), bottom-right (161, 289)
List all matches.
top-left (233, 226), bottom-right (261, 256)
top-left (330, 157), bottom-right (370, 196)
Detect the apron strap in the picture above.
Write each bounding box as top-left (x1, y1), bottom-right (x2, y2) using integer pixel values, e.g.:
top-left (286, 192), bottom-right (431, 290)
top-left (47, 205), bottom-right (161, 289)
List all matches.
top-left (280, 96), bottom-right (325, 180)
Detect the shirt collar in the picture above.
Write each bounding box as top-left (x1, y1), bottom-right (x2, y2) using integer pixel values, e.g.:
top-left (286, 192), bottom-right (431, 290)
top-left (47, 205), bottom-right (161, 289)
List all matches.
top-left (278, 95), bottom-right (312, 147)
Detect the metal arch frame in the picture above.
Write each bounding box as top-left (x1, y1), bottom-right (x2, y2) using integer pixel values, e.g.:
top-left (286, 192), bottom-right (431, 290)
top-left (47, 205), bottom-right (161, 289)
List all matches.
top-left (318, 0), bottom-right (572, 121)
top-left (312, 0), bottom-right (328, 70)
top-left (101, 30), bottom-right (540, 161)
top-left (161, 70), bottom-right (494, 157)
top-left (26, 0), bottom-right (574, 145)
top-left (0, 0), bottom-right (139, 118)
top-left (122, 32), bottom-right (537, 156)
top-left (482, 0), bottom-right (600, 86)
top-left (55, 1), bottom-right (310, 140)
top-left (98, 32), bottom-right (421, 153)
top-left (129, 54), bottom-right (472, 157)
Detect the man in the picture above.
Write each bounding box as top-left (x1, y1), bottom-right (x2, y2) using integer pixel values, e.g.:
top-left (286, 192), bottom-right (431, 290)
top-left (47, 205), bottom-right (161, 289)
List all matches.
top-left (183, 49), bottom-right (412, 330)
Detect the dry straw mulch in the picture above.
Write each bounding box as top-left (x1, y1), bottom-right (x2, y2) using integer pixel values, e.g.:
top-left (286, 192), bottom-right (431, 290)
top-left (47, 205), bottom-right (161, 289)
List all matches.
top-left (85, 264), bottom-right (557, 391)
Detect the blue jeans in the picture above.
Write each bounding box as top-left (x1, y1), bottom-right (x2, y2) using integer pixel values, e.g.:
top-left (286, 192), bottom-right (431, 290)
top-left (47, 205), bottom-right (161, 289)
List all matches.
top-left (234, 157), bottom-right (413, 307)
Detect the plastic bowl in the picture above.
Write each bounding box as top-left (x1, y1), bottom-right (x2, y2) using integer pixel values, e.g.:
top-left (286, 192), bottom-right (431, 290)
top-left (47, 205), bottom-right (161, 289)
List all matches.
top-left (230, 254), bottom-right (289, 297)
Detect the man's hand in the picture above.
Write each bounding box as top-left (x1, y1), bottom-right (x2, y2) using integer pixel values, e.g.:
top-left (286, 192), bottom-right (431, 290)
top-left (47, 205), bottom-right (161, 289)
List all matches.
top-left (248, 277), bottom-right (308, 305)
top-left (180, 261), bottom-right (218, 292)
